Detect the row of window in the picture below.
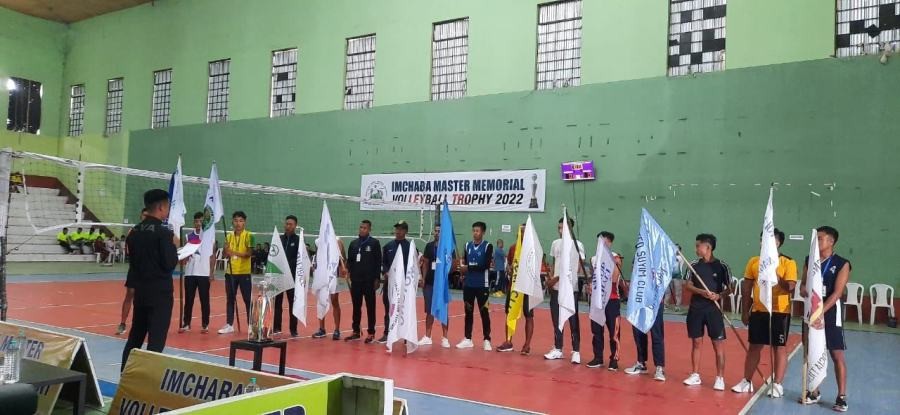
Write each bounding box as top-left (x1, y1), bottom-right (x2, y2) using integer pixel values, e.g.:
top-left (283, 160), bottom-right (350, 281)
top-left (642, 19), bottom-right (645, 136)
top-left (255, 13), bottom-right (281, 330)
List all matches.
top-left (9, 0), bottom-right (899, 136)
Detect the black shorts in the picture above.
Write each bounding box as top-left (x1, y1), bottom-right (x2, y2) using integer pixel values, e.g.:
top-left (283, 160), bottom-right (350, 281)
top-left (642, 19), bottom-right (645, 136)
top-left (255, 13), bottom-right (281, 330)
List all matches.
top-left (423, 284), bottom-right (434, 315)
top-left (824, 308), bottom-right (846, 350)
top-left (505, 290), bottom-right (533, 318)
top-left (686, 306), bottom-right (726, 340)
top-left (748, 312), bottom-right (790, 346)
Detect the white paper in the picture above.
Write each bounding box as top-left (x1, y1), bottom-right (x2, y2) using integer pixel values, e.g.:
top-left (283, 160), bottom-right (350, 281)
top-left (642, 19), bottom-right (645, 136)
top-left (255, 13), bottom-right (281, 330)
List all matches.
top-left (177, 243), bottom-right (201, 260)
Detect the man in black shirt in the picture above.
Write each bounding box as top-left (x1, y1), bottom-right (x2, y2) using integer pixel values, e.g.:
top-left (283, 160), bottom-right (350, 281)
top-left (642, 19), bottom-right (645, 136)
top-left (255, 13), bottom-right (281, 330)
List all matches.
top-left (273, 215), bottom-right (301, 337)
top-left (121, 189), bottom-right (178, 370)
top-left (345, 220), bottom-right (382, 343)
top-left (380, 221), bottom-right (411, 343)
top-left (418, 224), bottom-right (454, 348)
top-left (682, 233), bottom-right (732, 391)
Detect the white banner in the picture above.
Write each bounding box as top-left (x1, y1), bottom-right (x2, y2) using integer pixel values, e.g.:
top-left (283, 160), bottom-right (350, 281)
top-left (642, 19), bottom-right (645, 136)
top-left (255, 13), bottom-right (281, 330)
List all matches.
top-left (360, 169), bottom-right (546, 212)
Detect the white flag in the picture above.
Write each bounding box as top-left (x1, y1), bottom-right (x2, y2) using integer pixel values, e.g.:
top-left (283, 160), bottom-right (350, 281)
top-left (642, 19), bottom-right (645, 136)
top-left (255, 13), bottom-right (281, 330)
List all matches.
top-left (758, 187), bottom-right (779, 313)
top-left (513, 215), bottom-right (544, 310)
top-left (310, 201), bottom-right (340, 320)
top-left (590, 235), bottom-right (615, 326)
top-left (805, 229), bottom-right (828, 392)
top-left (557, 208), bottom-right (577, 332)
top-left (167, 156), bottom-right (186, 233)
top-left (292, 228), bottom-right (311, 326)
top-left (199, 163), bottom-right (223, 259)
top-left (265, 228), bottom-right (295, 296)
top-left (387, 241), bottom-right (419, 354)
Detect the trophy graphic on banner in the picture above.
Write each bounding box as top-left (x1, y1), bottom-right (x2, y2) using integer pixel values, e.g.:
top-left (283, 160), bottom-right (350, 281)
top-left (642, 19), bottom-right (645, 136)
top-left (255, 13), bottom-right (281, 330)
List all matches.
top-left (248, 277), bottom-right (274, 342)
top-left (529, 173), bottom-right (539, 209)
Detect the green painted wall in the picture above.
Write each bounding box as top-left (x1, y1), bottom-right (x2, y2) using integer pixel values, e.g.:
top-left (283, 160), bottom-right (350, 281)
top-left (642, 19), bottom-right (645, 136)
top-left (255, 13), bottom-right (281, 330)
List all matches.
top-left (130, 57), bottom-right (900, 288)
top-left (56, 0), bottom-right (840, 140)
top-left (0, 7), bottom-right (66, 139)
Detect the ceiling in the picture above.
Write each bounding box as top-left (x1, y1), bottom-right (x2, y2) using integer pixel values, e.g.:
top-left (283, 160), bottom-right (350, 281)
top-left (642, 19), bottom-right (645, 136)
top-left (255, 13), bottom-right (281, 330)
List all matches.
top-left (0, 0), bottom-right (153, 23)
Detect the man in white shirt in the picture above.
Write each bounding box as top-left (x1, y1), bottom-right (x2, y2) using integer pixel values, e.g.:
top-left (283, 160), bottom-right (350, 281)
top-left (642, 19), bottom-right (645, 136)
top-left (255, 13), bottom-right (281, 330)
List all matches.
top-left (179, 212), bottom-right (216, 334)
top-left (544, 217), bottom-right (585, 364)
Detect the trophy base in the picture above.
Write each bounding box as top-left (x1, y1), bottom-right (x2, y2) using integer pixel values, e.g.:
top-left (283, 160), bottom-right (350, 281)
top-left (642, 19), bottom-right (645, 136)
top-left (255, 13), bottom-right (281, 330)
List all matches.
top-left (529, 198), bottom-right (539, 209)
top-left (248, 338), bottom-right (274, 343)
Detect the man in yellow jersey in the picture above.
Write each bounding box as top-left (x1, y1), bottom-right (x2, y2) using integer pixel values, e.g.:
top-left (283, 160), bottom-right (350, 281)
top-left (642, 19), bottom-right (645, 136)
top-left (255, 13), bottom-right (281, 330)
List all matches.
top-left (730, 228), bottom-right (797, 397)
top-left (57, 228), bottom-right (73, 253)
top-left (219, 211), bottom-right (255, 335)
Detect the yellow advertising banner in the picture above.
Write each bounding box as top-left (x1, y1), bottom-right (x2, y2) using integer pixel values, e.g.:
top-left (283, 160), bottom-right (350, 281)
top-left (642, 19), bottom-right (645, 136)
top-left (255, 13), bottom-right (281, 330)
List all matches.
top-left (0, 321), bottom-right (83, 415)
top-left (110, 349), bottom-right (299, 415)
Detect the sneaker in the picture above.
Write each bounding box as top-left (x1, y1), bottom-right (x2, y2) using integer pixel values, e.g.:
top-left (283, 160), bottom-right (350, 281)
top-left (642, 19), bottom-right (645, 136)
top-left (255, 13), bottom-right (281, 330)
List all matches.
top-left (116, 323), bottom-right (126, 335)
top-left (178, 325), bottom-right (190, 333)
top-left (272, 330), bottom-right (282, 337)
top-left (731, 378), bottom-right (754, 393)
top-left (456, 338), bottom-right (474, 349)
top-left (624, 362), bottom-right (648, 375)
top-left (607, 359), bottom-right (619, 371)
top-left (418, 336), bottom-right (432, 345)
top-left (441, 338), bottom-right (451, 348)
top-left (217, 324), bottom-right (234, 334)
top-left (520, 346), bottom-right (531, 356)
top-left (683, 373), bottom-right (702, 386)
top-left (201, 325), bottom-right (209, 334)
top-left (767, 383), bottom-right (783, 398)
top-left (290, 332), bottom-right (298, 337)
top-left (570, 351), bottom-right (581, 364)
top-left (376, 334), bottom-right (388, 344)
top-left (543, 348), bottom-right (563, 360)
top-left (586, 358), bottom-right (604, 368)
top-left (714, 376), bottom-right (725, 391)
top-left (802, 391), bottom-right (821, 405)
top-left (483, 340), bottom-right (492, 351)
top-left (654, 367), bottom-right (666, 382)
top-left (833, 395), bottom-right (848, 412)
top-left (332, 330), bottom-right (341, 340)
top-left (364, 335), bottom-right (375, 344)
top-left (345, 333), bottom-right (362, 342)
top-left (312, 329), bottom-right (327, 339)
top-left (497, 341), bottom-right (515, 352)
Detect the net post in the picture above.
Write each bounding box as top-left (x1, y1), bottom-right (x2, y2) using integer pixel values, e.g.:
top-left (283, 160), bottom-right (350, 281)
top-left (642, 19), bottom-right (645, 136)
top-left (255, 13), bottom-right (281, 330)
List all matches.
top-left (0, 148), bottom-right (13, 321)
top-left (75, 162), bottom-right (86, 223)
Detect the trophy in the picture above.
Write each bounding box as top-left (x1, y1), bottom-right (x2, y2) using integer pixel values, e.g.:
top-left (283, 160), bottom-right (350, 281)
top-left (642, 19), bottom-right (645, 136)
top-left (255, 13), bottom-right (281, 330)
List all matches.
top-left (248, 277), bottom-right (274, 342)
top-left (528, 173), bottom-right (539, 209)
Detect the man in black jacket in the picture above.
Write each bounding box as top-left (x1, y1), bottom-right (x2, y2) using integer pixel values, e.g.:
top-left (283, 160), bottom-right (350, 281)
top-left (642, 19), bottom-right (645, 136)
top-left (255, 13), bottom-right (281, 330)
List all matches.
top-left (273, 215), bottom-right (301, 337)
top-left (121, 189), bottom-right (178, 370)
top-left (345, 220), bottom-right (382, 343)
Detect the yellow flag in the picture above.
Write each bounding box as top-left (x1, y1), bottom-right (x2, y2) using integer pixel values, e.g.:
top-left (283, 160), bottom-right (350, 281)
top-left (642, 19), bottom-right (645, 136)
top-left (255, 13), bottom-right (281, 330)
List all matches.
top-left (506, 224), bottom-right (525, 340)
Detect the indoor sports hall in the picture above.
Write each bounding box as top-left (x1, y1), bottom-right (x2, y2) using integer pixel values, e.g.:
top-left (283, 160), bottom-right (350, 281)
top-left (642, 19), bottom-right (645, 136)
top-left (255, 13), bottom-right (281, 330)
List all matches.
top-left (0, 1), bottom-right (898, 414)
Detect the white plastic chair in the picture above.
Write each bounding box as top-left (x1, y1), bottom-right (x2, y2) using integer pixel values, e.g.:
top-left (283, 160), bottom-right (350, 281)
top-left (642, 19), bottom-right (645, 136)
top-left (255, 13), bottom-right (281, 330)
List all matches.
top-left (215, 248), bottom-right (226, 270)
top-left (791, 280), bottom-right (805, 317)
top-left (869, 284), bottom-right (896, 325)
top-left (731, 277), bottom-right (743, 313)
top-left (843, 282), bottom-right (864, 323)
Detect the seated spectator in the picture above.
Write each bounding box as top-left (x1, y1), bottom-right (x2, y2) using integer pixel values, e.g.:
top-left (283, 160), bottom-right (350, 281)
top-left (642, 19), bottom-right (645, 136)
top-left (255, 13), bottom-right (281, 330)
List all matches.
top-left (71, 227), bottom-right (86, 253)
top-left (57, 228), bottom-right (73, 254)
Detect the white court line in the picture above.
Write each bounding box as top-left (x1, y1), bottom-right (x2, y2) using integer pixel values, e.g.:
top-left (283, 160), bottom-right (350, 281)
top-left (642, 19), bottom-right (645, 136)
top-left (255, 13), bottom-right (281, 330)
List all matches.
top-left (20, 319), bottom-right (542, 414)
top-left (737, 341), bottom-right (803, 415)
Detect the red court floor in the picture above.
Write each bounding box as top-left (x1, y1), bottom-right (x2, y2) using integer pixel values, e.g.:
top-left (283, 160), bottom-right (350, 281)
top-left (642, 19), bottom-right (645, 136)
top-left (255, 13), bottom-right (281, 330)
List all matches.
top-left (9, 279), bottom-right (800, 414)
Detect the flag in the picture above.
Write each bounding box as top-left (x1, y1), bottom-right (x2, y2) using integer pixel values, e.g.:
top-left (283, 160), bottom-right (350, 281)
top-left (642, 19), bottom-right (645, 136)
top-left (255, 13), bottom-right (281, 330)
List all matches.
top-left (625, 208), bottom-right (679, 333)
top-left (758, 187), bottom-right (779, 313)
top-left (310, 201), bottom-right (340, 320)
top-left (387, 241), bottom-right (419, 354)
top-left (292, 228), bottom-right (312, 326)
top-left (431, 201), bottom-right (455, 326)
top-left (505, 222), bottom-right (525, 338)
top-left (198, 163), bottom-right (223, 259)
top-left (805, 229), bottom-right (828, 392)
top-left (264, 227), bottom-right (295, 296)
top-left (590, 234), bottom-right (616, 326)
top-left (167, 156), bottom-right (186, 233)
top-left (556, 208), bottom-right (577, 332)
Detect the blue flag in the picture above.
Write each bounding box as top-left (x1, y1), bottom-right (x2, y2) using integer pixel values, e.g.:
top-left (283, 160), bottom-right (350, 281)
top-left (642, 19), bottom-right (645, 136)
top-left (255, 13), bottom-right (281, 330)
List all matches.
top-left (431, 201), bottom-right (456, 325)
top-left (625, 208), bottom-right (679, 333)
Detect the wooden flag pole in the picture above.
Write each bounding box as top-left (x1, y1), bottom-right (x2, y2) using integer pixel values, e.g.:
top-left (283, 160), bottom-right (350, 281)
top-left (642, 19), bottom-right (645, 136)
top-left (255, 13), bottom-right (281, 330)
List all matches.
top-left (678, 250), bottom-right (767, 383)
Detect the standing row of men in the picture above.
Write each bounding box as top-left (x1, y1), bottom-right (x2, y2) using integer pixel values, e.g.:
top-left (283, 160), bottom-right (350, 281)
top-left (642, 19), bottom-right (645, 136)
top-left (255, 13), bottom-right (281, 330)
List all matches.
top-left (118, 196), bottom-right (850, 412)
